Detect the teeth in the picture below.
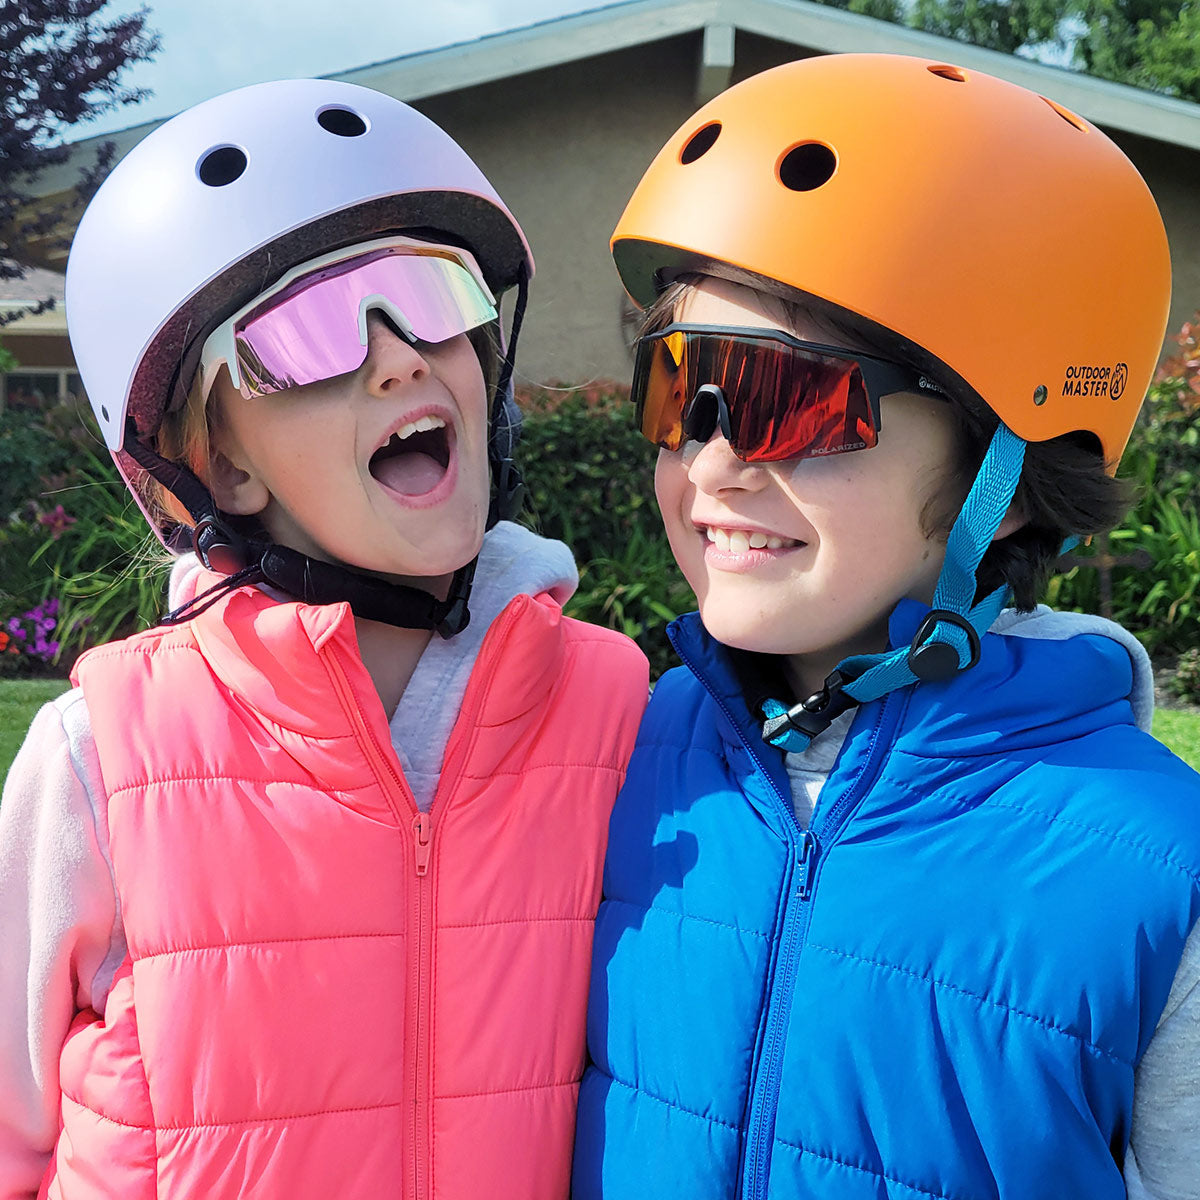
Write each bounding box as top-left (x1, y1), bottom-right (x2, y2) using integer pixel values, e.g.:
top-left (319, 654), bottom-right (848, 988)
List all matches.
top-left (391, 414), bottom-right (446, 445)
top-left (703, 526), bottom-right (798, 553)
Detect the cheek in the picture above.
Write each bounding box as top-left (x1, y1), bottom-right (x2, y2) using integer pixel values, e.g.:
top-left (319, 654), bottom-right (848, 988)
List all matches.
top-left (654, 450), bottom-right (687, 520)
top-left (443, 340), bottom-right (489, 423)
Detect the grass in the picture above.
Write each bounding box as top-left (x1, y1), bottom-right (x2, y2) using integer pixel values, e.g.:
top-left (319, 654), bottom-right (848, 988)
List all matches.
top-left (1, 678), bottom-right (72, 788)
top-left (1, 677), bottom-right (1197, 794)
top-left (1154, 709), bottom-right (1200, 771)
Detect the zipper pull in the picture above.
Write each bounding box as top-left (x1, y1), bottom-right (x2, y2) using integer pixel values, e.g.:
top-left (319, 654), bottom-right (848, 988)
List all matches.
top-left (413, 812), bottom-right (433, 876)
top-left (796, 830), bottom-right (818, 900)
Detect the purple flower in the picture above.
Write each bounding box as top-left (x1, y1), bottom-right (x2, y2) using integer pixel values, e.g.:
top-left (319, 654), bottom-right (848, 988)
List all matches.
top-left (2, 598), bottom-right (66, 663)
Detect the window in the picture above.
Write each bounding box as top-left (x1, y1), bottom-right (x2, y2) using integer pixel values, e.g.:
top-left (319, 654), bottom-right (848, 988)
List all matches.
top-left (0, 369), bottom-right (86, 411)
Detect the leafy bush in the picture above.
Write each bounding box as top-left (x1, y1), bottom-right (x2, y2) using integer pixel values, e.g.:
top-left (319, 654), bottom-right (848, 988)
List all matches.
top-left (1172, 648), bottom-right (1200, 706)
top-left (28, 437), bottom-right (168, 655)
top-left (0, 398), bottom-right (83, 517)
top-left (1049, 312), bottom-right (1200, 655)
top-left (0, 410), bottom-right (167, 672)
top-left (516, 382), bottom-right (694, 678)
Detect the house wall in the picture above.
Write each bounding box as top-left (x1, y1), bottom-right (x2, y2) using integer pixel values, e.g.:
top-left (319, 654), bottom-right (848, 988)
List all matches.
top-left (1107, 126), bottom-right (1200, 333)
top-left (413, 33), bottom-right (709, 388)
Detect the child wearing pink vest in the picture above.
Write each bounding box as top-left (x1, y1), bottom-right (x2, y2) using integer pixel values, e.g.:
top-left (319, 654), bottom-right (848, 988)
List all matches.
top-left (0, 80), bottom-right (647, 1200)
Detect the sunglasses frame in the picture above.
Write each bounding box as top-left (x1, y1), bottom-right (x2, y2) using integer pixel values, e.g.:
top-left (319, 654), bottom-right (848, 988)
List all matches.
top-left (198, 235), bottom-right (497, 402)
top-left (632, 322), bottom-right (944, 463)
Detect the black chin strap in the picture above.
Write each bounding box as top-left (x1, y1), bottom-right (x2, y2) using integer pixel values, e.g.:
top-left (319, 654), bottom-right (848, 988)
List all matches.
top-left (123, 424), bottom-right (476, 637)
top-left (485, 262), bottom-right (529, 528)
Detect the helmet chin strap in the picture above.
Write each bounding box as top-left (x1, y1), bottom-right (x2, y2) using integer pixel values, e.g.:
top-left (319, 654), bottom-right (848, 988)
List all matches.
top-left (485, 263), bottom-right (529, 529)
top-left (761, 423), bottom-right (1029, 753)
top-left (125, 264), bottom-right (533, 637)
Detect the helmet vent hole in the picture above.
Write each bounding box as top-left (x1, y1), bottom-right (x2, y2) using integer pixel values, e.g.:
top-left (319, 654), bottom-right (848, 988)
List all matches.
top-left (100, 405), bottom-right (109, 422)
top-left (778, 143), bottom-right (837, 192)
top-left (317, 106), bottom-right (369, 138)
top-left (1041, 96), bottom-right (1088, 131)
top-left (197, 146), bottom-right (247, 187)
top-left (928, 64), bottom-right (968, 82)
top-left (680, 122), bottom-right (721, 164)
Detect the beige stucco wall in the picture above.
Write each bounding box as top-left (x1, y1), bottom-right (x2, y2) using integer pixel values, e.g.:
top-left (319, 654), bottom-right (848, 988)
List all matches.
top-left (413, 34), bottom-right (710, 388)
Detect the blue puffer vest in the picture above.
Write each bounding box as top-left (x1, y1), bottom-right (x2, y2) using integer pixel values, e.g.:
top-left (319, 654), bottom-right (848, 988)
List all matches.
top-left (574, 601), bottom-right (1200, 1200)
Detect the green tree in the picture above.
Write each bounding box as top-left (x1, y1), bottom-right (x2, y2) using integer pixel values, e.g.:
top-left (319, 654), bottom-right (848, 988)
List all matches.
top-left (907, 0), bottom-right (1067, 54)
top-left (0, 1), bottom-right (159, 324)
top-left (818, 0), bottom-right (905, 21)
top-left (1072, 1), bottom-right (1200, 101)
top-left (814, 0), bottom-right (1200, 102)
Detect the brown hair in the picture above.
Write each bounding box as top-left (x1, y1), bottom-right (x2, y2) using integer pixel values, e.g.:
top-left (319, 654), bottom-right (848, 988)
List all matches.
top-left (638, 276), bottom-right (1131, 610)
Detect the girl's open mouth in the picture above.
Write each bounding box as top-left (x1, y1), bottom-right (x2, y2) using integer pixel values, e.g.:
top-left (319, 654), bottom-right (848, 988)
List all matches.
top-left (369, 415), bottom-right (453, 497)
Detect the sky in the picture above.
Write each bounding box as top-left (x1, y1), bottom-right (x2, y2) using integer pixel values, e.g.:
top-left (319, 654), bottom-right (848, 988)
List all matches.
top-left (79, 0), bottom-right (633, 137)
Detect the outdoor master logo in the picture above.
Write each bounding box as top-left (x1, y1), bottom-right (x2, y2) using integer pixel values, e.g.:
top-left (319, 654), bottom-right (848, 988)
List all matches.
top-left (1062, 362), bottom-right (1128, 400)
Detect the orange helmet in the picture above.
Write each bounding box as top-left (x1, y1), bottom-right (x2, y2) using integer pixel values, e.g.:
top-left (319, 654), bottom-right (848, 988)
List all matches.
top-left (612, 52), bottom-right (1171, 469)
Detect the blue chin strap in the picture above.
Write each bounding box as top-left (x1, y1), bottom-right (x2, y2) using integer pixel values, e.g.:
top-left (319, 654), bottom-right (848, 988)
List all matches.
top-left (761, 423), bottom-right (1029, 754)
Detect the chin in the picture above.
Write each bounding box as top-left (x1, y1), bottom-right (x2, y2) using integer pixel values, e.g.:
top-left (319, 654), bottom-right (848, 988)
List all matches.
top-left (697, 604), bottom-right (789, 657)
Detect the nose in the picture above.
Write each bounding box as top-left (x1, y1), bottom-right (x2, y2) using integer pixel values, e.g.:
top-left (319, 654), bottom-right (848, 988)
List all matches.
top-left (363, 310), bottom-right (430, 395)
top-left (686, 425), bottom-right (770, 495)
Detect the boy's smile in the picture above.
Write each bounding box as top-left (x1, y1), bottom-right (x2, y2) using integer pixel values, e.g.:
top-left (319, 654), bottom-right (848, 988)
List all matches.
top-left (656, 278), bottom-right (960, 698)
top-left (208, 310), bottom-right (491, 595)
top-left (702, 523), bottom-right (802, 558)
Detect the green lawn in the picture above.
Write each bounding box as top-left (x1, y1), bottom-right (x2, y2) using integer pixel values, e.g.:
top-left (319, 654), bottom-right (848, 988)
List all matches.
top-left (1, 678), bottom-right (72, 788)
top-left (1154, 708), bottom-right (1200, 772)
top-left (1, 677), bottom-right (1198, 794)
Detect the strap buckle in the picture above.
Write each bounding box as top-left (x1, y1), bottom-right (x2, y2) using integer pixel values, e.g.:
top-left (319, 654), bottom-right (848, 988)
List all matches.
top-left (762, 668), bottom-right (860, 748)
top-left (488, 457), bottom-right (526, 526)
top-left (192, 514), bottom-right (247, 576)
top-left (906, 608), bottom-right (982, 682)
top-left (434, 558), bottom-right (477, 639)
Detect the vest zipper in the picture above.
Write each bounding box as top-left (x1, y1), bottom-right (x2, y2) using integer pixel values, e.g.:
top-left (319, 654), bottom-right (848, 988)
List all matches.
top-left (411, 810), bottom-right (435, 1200)
top-left (740, 688), bottom-right (907, 1200)
top-left (671, 631), bottom-right (906, 1200)
top-left (326, 600), bottom-right (524, 1200)
top-left (323, 649), bottom-right (425, 1196)
top-left (415, 598), bottom-right (524, 1200)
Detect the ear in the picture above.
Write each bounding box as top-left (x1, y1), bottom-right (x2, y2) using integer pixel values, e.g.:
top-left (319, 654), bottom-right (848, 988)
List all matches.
top-left (206, 445), bottom-right (270, 517)
top-left (991, 499), bottom-right (1027, 543)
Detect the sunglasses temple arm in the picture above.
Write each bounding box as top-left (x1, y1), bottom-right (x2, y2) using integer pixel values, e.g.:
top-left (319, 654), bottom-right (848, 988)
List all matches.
top-left (199, 325), bottom-right (244, 399)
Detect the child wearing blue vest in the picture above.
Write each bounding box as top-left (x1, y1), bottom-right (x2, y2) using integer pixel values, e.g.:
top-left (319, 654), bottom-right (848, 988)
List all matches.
top-left (573, 54), bottom-right (1200, 1200)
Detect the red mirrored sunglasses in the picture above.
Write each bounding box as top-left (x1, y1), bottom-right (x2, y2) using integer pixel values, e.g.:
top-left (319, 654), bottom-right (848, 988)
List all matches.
top-left (632, 324), bottom-right (945, 463)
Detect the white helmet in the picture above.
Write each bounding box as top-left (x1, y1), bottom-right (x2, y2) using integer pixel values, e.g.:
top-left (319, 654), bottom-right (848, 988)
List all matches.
top-left (67, 76), bottom-right (533, 452)
top-left (65, 78), bottom-right (535, 636)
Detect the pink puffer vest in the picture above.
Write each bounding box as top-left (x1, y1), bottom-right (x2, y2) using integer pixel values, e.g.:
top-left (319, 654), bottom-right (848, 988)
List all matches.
top-left (45, 584), bottom-right (647, 1200)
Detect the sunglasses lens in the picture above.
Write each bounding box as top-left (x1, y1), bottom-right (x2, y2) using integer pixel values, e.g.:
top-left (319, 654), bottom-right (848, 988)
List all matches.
top-left (634, 329), bottom-right (690, 450)
top-left (634, 329), bottom-right (878, 461)
top-left (232, 250), bottom-right (497, 397)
